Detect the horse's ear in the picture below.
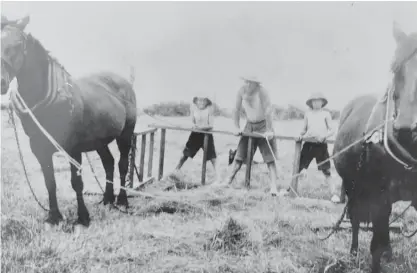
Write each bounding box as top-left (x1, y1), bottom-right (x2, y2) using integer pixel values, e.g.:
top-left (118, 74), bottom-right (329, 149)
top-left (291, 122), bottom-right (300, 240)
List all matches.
top-left (393, 21), bottom-right (407, 44)
top-left (16, 15), bottom-right (30, 31)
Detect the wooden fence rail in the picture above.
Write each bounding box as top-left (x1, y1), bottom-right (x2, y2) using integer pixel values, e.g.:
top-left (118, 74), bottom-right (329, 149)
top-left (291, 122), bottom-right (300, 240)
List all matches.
top-left (141, 123), bottom-right (345, 199)
top-left (128, 128), bottom-right (158, 188)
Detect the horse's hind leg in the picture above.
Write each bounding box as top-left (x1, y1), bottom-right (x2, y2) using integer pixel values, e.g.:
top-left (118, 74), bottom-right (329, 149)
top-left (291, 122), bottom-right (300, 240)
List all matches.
top-left (70, 152), bottom-right (90, 226)
top-left (97, 146), bottom-right (115, 205)
top-left (116, 133), bottom-right (133, 207)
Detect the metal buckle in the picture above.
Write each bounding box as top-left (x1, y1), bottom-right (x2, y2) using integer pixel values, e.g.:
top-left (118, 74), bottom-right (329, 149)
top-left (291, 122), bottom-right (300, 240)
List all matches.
top-left (366, 129), bottom-right (383, 144)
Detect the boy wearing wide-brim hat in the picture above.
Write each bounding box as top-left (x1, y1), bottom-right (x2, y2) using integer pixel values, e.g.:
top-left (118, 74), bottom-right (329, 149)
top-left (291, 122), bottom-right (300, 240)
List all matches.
top-left (279, 92), bottom-right (341, 203)
top-left (217, 76), bottom-right (280, 196)
top-left (174, 96), bottom-right (219, 181)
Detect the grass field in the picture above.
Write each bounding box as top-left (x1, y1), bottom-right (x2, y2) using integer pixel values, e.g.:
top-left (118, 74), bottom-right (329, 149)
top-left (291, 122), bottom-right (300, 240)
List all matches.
top-left (1, 111), bottom-right (417, 273)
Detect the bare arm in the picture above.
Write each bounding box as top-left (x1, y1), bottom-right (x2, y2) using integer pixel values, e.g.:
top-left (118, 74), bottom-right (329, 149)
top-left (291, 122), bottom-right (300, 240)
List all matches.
top-left (300, 114), bottom-right (308, 136)
top-left (207, 105), bottom-right (214, 129)
top-left (190, 104), bottom-right (196, 126)
top-left (260, 88), bottom-right (274, 132)
top-left (325, 111), bottom-right (335, 139)
top-left (233, 89), bottom-right (243, 130)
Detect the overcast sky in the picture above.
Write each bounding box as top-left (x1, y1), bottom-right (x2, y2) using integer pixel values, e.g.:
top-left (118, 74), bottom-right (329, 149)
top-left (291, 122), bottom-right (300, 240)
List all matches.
top-left (2, 1), bottom-right (417, 110)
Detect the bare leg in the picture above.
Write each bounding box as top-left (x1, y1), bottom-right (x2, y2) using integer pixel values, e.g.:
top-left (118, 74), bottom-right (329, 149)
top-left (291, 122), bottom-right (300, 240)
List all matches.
top-left (267, 162), bottom-right (278, 195)
top-left (70, 153), bottom-right (90, 226)
top-left (175, 155), bottom-right (188, 170)
top-left (225, 160), bottom-right (243, 185)
top-left (325, 174), bottom-right (341, 203)
top-left (97, 146), bottom-right (115, 205)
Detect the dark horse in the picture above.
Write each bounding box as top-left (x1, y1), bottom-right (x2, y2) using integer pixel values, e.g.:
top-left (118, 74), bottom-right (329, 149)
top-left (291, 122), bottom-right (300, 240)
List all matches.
top-left (333, 23), bottom-right (417, 273)
top-left (1, 16), bottom-right (137, 227)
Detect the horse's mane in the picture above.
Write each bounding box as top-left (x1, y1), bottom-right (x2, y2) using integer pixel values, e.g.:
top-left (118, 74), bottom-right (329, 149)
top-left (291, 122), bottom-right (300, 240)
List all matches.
top-left (27, 33), bottom-right (72, 80)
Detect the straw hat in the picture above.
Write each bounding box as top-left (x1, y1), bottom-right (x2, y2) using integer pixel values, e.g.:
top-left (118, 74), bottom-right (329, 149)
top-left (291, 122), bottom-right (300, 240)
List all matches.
top-left (240, 76), bottom-right (261, 84)
top-left (192, 96), bottom-right (213, 107)
top-left (306, 92), bottom-right (328, 108)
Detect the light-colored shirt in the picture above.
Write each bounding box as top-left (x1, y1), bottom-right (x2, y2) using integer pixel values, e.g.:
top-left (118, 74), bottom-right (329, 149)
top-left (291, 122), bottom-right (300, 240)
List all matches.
top-left (302, 109), bottom-right (333, 140)
top-left (191, 104), bottom-right (214, 129)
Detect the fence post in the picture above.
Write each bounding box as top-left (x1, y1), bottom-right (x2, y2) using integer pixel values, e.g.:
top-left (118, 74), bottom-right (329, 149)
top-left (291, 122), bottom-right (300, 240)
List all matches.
top-left (148, 132), bottom-right (155, 178)
top-left (290, 140), bottom-right (302, 197)
top-left (139, 134), bottom-right (146, 182)
top-left (158, 129), bottom-right (166, 180)
top-left (245, 137), bottom-right (253, 189)
top-left (201, 133), bottom-right (209, 185)
top-left (128, 135), bottom-right (137, 188)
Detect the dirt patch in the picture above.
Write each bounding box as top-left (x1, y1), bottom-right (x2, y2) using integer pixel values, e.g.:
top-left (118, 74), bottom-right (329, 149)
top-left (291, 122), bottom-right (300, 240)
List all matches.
top-left (162, 173), bottom-right (200, 191)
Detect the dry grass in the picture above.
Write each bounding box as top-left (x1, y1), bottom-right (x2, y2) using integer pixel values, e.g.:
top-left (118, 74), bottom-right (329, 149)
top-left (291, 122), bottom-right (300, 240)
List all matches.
top-left (1, 111), bottom-right (417, 273)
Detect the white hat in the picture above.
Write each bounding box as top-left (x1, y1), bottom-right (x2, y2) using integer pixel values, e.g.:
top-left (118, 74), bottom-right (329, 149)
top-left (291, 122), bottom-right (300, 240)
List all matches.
top-left (240, 76), bottom-right (261, 84)
top-left (306, 92), bottom-right (328, 108)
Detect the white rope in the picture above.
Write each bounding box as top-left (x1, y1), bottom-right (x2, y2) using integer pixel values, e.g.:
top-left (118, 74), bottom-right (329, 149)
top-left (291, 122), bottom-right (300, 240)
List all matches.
top-left (254, 119), bottom-right (389, 198)
top-left (12, 90), bottom-right (82, 172)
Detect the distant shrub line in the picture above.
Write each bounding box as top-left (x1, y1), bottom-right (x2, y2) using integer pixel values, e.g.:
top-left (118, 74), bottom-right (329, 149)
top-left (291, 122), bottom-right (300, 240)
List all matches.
top-left (1, 100), bottom-right (340, 120)
top-left (143, 101), bottom-right (340, 120)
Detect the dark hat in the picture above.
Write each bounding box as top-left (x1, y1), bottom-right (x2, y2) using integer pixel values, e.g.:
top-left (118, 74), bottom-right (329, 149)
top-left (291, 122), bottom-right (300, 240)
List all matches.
top-left (192, 96), bottom-right (213, 107)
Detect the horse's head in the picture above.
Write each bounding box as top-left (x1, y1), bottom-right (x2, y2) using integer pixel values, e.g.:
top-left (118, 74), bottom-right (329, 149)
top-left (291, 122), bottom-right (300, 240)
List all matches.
top-left (391, 22), bottom-right (417, 153)
top-left (1, 16), bottom-right (30, 94)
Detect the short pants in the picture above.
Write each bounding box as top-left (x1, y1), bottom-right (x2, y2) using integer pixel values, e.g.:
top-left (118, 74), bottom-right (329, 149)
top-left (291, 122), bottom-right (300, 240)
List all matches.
top-left (234, 120), bottom-right (277, 164)
top-left (183, 132), bottom-right (216, 161)
top-left (299, 142), bottom-right (331, 176)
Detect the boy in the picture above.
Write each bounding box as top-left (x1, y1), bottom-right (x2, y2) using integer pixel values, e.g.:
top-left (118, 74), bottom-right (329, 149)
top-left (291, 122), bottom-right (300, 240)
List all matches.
top-left (174, 96), bottom-right (219, 181)
top-left (279, 92), bottom-right (341, 203)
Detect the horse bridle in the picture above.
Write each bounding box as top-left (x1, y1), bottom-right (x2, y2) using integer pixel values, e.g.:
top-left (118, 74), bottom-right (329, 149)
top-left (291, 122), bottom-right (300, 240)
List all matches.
top-left (1, 26), bottom-right (28, 78)
top-left (365, 47), bottom-right (417, 171)
top-left (383, 86), bottom-right (415, 170)
top-left (382, 47), bottom-right (417, 170)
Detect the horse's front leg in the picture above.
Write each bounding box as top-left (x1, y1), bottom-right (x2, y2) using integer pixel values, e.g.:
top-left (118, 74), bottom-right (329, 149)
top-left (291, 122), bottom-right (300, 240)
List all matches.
top-left (31, 143), bottom-right (63, 225)
top-left (70, 153), bottom-right (90, 226)
top-left (370, 199), bottom-right (392, 273)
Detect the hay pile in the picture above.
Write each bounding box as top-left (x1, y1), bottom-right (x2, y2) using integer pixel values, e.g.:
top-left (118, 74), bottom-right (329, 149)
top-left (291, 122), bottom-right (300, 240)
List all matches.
top-left (205, 217), bottom-right (258, 256)
top-left (155, 172), bottom-right (200, 192)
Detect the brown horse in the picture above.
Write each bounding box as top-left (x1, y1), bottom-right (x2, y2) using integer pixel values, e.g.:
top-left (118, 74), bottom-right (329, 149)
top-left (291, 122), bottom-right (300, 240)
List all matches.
top-left (1, 16), bottom-right (137, 227)
top-left (333, 23), bottom-right (417, 273)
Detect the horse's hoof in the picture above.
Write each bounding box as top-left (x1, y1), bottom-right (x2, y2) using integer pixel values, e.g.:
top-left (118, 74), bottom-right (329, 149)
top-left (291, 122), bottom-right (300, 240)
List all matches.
top-left (103, 194), bottom-right (115, 205)
top-left (116, 191), bottom-right (129, 208)
top-left (116, 197), bottom-right (129, 208)
top-left (74, 217), bottom-right (90, 228)
top-left (350, 248), bottom-right (358, 258)
top-left (45, 213), bottom-right (63, 226)
top-left (381, 248), bottom-right (393, 262)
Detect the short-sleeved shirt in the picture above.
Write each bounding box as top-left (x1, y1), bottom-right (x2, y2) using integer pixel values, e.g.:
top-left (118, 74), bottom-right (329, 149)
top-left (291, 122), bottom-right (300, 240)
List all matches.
top-left (303, 109), bottom-right (332, 140)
